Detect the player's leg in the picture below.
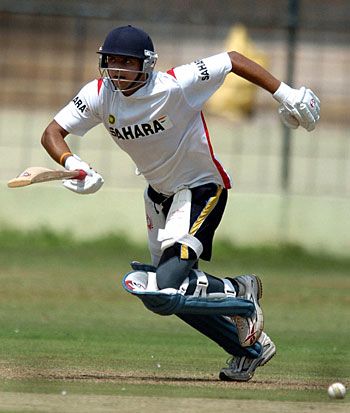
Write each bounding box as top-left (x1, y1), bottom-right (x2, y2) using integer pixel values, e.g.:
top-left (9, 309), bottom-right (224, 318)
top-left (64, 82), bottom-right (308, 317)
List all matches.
top-left (127, 184), bottom-right (273, 380)
top-left (136, 184), bottom-right (263, 346)
top-left (177, 313), bottom-right (263, 358)
top-left (124, 263), bottom-right (262, 368)
top-left (157, 183), bottom-right (263, 347)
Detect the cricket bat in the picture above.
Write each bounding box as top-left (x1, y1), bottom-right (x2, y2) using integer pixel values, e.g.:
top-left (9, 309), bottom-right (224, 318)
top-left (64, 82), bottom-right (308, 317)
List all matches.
top-left (7, 167), bottom-right (87, 188)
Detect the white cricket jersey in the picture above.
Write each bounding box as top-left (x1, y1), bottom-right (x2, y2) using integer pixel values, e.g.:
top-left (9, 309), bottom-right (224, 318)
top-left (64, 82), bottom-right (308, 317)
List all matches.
top-left (55, 52), bottom-right (233, 195)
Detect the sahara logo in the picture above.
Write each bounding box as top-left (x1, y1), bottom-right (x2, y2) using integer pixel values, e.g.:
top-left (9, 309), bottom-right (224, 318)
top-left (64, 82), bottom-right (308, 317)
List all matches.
top-left (108, 115), bottom-right (173, 140)
top-left (72, 96), bottom-right (87, 113)
top-left (194, 59), bottom-right (210, 81)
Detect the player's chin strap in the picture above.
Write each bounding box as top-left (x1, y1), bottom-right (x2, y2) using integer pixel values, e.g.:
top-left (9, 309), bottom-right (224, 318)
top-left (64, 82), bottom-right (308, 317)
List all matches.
top-left (122, 264), bottom-right (254, 317)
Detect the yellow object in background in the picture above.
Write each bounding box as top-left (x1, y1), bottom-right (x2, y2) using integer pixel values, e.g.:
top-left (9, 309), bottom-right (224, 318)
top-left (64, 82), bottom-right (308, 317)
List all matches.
top-left (207, 24), bottom-right (268, 120)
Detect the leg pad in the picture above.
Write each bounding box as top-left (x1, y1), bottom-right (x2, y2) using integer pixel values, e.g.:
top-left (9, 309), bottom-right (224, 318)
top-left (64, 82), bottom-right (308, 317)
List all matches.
top-left (122, 270), bottom-right (254, 317)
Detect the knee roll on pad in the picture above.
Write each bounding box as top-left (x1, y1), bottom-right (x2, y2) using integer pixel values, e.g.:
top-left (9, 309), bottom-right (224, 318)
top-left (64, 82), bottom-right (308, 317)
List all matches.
top-left (122, 269), bottom-right (254, 317)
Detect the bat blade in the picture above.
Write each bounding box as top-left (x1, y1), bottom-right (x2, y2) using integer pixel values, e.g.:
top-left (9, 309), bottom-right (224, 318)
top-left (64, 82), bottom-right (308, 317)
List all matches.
top-left (7, 167), bottom-right (86, 188)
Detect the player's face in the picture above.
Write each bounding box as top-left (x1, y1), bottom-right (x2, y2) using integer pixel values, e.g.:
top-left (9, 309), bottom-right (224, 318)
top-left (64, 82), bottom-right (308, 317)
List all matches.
top-left (107, 55), bottom-right (145, 95)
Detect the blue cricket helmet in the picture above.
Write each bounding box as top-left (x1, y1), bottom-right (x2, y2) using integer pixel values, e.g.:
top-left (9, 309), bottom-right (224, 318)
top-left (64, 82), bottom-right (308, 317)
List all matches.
top-left (98, 25), bottom-right (155, 59)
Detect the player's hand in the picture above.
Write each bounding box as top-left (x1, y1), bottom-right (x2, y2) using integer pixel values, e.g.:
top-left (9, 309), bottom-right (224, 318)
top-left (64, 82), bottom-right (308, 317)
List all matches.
top-left (273, 82), bottom-right (320, 132)
top-left (64, 154), bottom-right (92, 176)
top-left (62, 154), bottom-right (104, 194)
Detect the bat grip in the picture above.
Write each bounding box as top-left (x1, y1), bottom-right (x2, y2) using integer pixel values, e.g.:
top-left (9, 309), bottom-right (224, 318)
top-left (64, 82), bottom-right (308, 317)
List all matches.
top-left (74, 169), bottom-right (88, 180)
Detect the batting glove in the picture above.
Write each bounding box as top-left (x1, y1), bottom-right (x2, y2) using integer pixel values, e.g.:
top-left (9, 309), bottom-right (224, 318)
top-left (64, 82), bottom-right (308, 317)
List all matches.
top-left (63, 154), bottom-right (104, 195)
top-left (64, 154), bottom-right (92, 176)
top-left (273, 82), bottom-right (320, 132)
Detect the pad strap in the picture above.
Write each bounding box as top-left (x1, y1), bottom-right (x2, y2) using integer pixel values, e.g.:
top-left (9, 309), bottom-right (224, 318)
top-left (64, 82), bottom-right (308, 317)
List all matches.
top-left (223, 279), bottom-right (237, 297)
top-left (179, 277), bottom-right (189, 295)
top-left (192, 270), bottom-right (208, 297)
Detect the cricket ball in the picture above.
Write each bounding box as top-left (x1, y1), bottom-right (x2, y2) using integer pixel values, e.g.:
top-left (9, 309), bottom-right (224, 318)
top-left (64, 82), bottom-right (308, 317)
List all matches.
top-left (328, 382), bottom-right (346, 399)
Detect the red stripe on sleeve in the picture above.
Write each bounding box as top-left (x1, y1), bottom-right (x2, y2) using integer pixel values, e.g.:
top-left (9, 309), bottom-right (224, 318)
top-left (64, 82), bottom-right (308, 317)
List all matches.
top-left (97, 78), bottom-right (103, 95)
top-left (167, 68), bottom-right (177, 79)
top-left (200, 112), bottom-right (232, 189)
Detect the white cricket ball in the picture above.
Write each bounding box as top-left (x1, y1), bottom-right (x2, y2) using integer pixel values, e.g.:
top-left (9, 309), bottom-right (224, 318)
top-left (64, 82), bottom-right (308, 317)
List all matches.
top-left (328, 382), bottom-right (346, 399)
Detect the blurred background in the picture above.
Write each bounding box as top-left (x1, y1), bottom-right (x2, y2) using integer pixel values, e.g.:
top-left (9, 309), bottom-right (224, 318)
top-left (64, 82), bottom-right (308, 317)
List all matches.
top-left (0, 0), bottom-right (349, 256)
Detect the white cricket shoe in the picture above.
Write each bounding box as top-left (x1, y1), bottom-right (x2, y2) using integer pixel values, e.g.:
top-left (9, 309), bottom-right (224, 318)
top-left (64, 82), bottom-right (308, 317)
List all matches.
top-left (230, 274), bottom-right (264, 347)
top-left (219, 332), bottom-right (276, 382)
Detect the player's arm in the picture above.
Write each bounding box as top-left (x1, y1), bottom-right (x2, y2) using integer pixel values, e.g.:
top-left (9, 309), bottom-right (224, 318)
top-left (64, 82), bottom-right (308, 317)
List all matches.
top-left (41, 120), bottom-right (72, 166)
top-left (228, 51), bottom-right (280, 93)
top-left (228, 51), bottom-right (320, 131)
top-left (41, 120), bottom-right (104, 194)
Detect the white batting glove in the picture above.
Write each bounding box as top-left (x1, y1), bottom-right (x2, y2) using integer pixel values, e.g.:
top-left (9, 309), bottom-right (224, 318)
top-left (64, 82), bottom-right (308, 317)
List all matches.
top-left (273, 82), bottom-right (320, 132)
top-left (62, 154), bottom-right (104, 195)
top-left (64, 154), bottom-right (93, 176)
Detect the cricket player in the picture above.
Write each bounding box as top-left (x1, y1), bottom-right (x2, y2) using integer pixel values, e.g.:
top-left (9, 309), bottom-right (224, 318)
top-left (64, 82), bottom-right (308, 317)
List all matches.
top-left (41, 25), bottom-right (320, 381)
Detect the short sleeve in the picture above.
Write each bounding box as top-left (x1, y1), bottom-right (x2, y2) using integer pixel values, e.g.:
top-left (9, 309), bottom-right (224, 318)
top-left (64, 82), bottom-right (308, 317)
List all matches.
top-left (172, 52), bottom-right (232, 110)
top-left (54, 79), bottom-right (102, 136)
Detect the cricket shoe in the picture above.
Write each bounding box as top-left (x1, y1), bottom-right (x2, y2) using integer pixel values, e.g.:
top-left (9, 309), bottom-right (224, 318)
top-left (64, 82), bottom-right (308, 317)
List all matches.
top-left (219, 332), bottom-right (276, 382)
top-left (229, 274), bottom-right (264, 347)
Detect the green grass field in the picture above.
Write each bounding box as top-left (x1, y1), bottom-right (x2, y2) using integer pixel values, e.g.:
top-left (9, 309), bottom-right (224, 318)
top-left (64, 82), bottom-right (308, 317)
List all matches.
top-left (0, 229), bottom-right (349, 412)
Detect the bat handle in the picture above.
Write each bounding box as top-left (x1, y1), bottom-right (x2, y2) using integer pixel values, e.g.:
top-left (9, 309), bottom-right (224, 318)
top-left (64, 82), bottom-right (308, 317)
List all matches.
top-left (74, 169), bottom-right (88, 180)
